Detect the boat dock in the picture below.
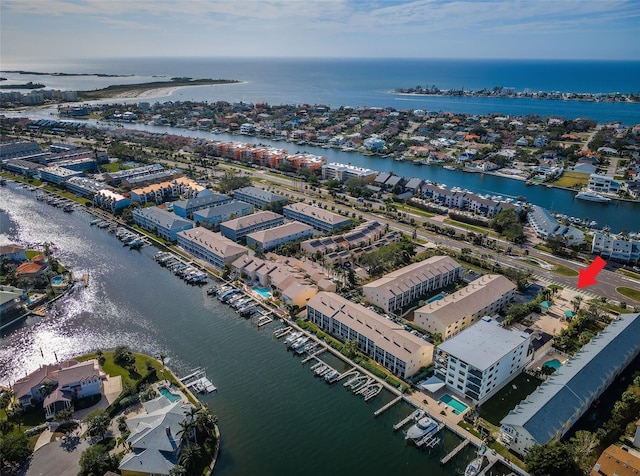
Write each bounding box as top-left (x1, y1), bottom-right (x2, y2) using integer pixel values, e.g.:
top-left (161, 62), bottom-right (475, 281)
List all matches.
top-left (374, 395), bottom-right (404, 417)
top-left (301, 347), bottom-right (326, 364)
top-left (440, 438), bottom-right (470, 465)
top-left (415, 425), bottom-right (444, 448)
top-left (393, 409), bottom-right (421, 431)
top-left (255, 314), bottom-right (274, 327)
top-left (179, 367), bottom-right (217, 394)
top-left (273, 326), bottom-right (292, 338)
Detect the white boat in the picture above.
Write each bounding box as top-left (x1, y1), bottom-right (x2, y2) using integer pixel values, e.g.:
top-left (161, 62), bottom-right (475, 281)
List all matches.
top-left (464, 456), bottom-right (484, 476)
top-left (575, 189), bottom-right (610, 202)
top-left (405, 415), bottom-right (439, 440)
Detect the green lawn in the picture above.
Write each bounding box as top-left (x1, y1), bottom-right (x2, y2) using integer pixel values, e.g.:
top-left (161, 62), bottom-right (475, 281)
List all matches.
top-left (551, 171), bottom-right (589, 188)
top-left (99, 162), bottom-right (123, 173)
top-left (617, 269), bottom-right (640, 280)
top-left (443, 219), bottom-right (498, 236)
top-left (617, 287), bottom-right (640, 303)
top-left (477, 373), bottom-right (543, 426)
top-left (551, 263), bottom-right (579, 277)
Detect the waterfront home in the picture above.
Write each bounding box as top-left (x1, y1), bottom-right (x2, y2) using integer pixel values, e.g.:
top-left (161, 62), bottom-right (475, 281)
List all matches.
top-left (307, 292), bottom-right (434, 379)
top-left (434, 317), bottom-right (530, 405)
top-left (93, 189), bottom-right (131, 213)
top-left (172, 191), bottom-right (232, 219)
top-left (588, 173), bottom-right (621, 195)
top-left (0, 285), bottom-right (27, 316)
top-left (14, 254), bottom-right (48, 280)
top-left (232, 255), bottom-right (277, 286)
top-left (0, 244), bottom-right (27, 263)
top-left (283, 202), bottom-right (351, 233)
top-left (232, 186), bottom-right (289, 211)
top-left (414, 274), bottom-right (517, 340)
top-left (132, 206), bottom-right (194, 242)
top-left (119, 395), bottom-right (196, 476)
top-left (220, 210), bottom-right (284, 242)
top-left (1, 157), bottom-right (44, 177)
top-left (500, 313), bottom-right (640, 457)
top-left (177, 227), bottom-right (247, 271)
top-left (363, 256), bottom-right (462, 313)
top-left (13, 359), bottom-right (106, 419)
top-left (246, 221), bottom-right (314, 252)
top-left (193, 200), bottom-right (253, 227)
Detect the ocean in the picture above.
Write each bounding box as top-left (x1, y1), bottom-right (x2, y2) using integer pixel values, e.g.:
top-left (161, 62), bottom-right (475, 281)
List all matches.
top-left (2, 57), bottom-right (640, 124)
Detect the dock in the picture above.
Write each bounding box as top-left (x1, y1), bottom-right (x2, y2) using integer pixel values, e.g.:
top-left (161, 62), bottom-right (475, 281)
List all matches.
top-left (301, 347), bottom-right (326, 364)
top-left (336, 367), bottom-right (359, 382)
top-left (374, 395), bottom-right (404, 417)
top-left (393, 409), bottom-right (421, 431)
top-left (256, 314), bottom-right (274, 327)
top-left (440, 438), bottom-right (470, 465)
top-left (179, 367), bottom-right (217, 394)
top-left (273, 326), bottom-right (292, 338)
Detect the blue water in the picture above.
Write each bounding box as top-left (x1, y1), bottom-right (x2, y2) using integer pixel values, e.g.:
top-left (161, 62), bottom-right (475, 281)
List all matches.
top-left (543, 359), bottom-right (562, 370)
top-left (440, 394), bottom-right (469, 415)
top-left (3, 58), bottom-right (639, 123)
top-left (158, 386), bottom-right (181, 402)
top-left (253, 286), bottom-right (272, 299)
top-left (51, 276), bottom-right (64, 285)
top-left (427, 294), bottom-right (445, 304)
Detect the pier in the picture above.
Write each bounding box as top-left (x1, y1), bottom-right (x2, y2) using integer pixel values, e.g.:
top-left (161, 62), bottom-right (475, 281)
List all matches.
top-left (179, 367), bottom-right (217, 394)
top-left (374, 395), bottom-right (404, 417)
top-left (336, 367), bottom-right (359, 382)
top-left (273, 326), bottom-right (292, 338)
top-left (256, 314), bottom-right (274, 327)
top-left (440, 438), bottom-right (470, 465)
top-left (393, 409), bottom-right (421, 431)
top-left (301, 347), bottom-right (326, 364)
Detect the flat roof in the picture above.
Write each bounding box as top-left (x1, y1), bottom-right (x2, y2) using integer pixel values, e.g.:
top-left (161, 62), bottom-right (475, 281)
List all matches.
top-left (437, 317), bottom-right (530, 370)
top-left (284, 202), bottom-right (351, 226)
top-left (220, 210), bottom-right (283, 231)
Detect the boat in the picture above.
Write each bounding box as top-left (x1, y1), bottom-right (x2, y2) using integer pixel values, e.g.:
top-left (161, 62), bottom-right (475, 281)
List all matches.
top-left (464, 456), bottom-right (484, 476)
top-left (90, 218), bottom-right (102, 225)
top-left (443, 165), bottom-right (456, 171)
top-left (575, 189), bottom-right (611, 203)
top-left (405, 415), bottom-right (439, 440)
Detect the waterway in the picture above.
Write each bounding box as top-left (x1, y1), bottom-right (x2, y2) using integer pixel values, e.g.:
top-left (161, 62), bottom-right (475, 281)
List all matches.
top-left (0, 183), bottom-right (500, 475)
top-left (110, 121), bottom-right (640, 233)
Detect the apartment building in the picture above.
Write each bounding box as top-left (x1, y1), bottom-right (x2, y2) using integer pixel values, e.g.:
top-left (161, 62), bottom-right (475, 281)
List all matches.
top-left (592, 233), bottom-right (640, 264)
top-left (246, 222), bottom-right (314, 252)
top-left (283, 203), bottom-right (351, 233)
top-left (132, 207), bottom-right (194, 242)
top-left (219, 211), bottom-right (284, 242)
top-left (363, 256), bottom-right (462, 313)
top-left (176, 227), bottom-right (247, 271)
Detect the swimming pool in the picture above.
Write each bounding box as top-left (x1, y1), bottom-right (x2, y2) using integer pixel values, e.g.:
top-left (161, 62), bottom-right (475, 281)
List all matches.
top-left (439, 394), bottom-right (469, 414)
top-left (158, 387), bottom-right (181, 402)
top-left (51, 276), bottom-right (65, 286)
top-left (543, 358), bottom-right (562, 370)
top-left (427, 294), bottom-right (444, 304)
top-left (253, 286), bottom-right (272, 298)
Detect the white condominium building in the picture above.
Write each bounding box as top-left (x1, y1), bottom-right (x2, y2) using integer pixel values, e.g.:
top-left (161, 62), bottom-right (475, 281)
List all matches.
top-left (363, 256), bottom-right (461, 313)
top-left (434, 317), bottom-right (530, 404)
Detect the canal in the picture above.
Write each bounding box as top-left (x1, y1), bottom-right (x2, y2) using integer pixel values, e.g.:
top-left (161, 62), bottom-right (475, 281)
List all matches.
top-left (0, 183), bottom-right (500, 475)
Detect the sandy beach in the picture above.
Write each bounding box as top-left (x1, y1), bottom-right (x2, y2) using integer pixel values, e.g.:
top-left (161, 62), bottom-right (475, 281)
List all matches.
top-left (110, 80), bottom-right (248, 100)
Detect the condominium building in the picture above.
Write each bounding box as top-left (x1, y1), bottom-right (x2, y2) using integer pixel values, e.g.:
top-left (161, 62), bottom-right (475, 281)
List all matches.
top-left (283, 202), bottom-right (351, 233)
top-left (38, 165), bottom-right (83, 184)
top-left (527, 205), bottom-right (585, 246)
top-left (65, 177), bottom-right (109, 198)
top-left (363, 256), bottom-right (462, 313)
top-left (132, 207), bottom-right (194, 242)
top-left (192, 201), bottom-right (253, 227)
top-left (93, 189), bottom-right (131, 212)
top-left (246, 222), bottom-right (314, 252)
top-left (434, 317), bottom-right (530, 404)
top-left (307, 292), bottom-right (434, 379)
top-left (172, 192), bottom-right (232, 219)
top-left (500, 313), bottom-right (640, 456)
top-left (176, 227), bottom-right (247, 271)
top-left (414, 275), bottom-right (517, 340)
top-left (592, 232), bottom-right (640, 264)
top-left (104, 164), bottom-right (164, 186)
top-left (321, 162), bottom-right (377, 182)
top-left (232, 186), bottom-right (288, 211)
top-left (300, 220), bottom-right (386, 255)
top-left (129, 177), bottom-right (206, 205)
top-left (219, 211), bottom-right (284, 242)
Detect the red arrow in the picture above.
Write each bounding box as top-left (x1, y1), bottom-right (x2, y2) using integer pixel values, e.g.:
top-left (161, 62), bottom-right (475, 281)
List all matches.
top-left (577, 256), bottom-right (607, 289)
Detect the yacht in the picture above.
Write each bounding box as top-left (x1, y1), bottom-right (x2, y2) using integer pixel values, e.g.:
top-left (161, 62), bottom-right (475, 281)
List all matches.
top-left (575, 189), bottom-right (611, 203)
top-left (405, 415), bottom-right (439, 440)
top-left (464, 455), bottom-right (484, 476)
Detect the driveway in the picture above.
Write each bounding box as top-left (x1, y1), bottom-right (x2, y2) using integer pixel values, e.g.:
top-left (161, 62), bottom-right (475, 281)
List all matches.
top-left (22, 435), bottom-right (89, 476)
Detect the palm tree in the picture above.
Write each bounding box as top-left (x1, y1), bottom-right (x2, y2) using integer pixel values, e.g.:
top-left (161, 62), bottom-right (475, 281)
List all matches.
top-left (571, 295), bottom-right (583, 314)
top-left (177, 418), bottom-right (195, 447)
top-left (180, 443), bottom-right (201, 472)
top-left (195, 405), bottom-right (218, 439)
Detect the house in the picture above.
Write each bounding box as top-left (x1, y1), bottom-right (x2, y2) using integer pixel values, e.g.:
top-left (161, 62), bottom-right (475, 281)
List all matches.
top-left (12, 359), bottom-right (106, 419)
top-left (434, 317), bottom-right (530, 404)
top-left (0, 285), bottom-right (26, 316)
top-left (15, 254), bottom-right (48, 279)
top-left (0, 244), bottom-right (26, 263)
top-left (590, 444), bottom-right (640, 476)
top-left (588, 174), bottom-right (621, 195)
top-left (119, 395), bottom-right (196, 476)
top-left (281, 282), bottom-right (318, 310)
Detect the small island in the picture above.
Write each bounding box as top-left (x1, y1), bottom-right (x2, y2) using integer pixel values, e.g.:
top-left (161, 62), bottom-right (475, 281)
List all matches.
top-left (77, 77), bottom-right (241, 100)
top-left (0, 81), bottom-right (45, 90)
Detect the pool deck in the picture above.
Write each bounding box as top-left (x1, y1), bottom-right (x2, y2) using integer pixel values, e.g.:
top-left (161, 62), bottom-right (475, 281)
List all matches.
top-left (528, 349), bottom-right (570, 372)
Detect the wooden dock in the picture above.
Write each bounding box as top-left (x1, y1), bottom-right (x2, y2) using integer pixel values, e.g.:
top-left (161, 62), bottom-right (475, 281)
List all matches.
top-left (393, 409), bottom-right (421, 431)
top-left (440, 438), bottom-right (470, 465)
top-left (301, 347), bottom-right (326, 364)
top-left (374, 395), bottom-right (403, 417)
top-left (336, 367), bottom-right (359, 382)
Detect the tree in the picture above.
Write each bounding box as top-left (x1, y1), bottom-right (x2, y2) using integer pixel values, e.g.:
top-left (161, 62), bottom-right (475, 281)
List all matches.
top-left (0, 431), bottom-right (31, 471)
top-left (54, 406), bottom-right (74, 423)
top-left (571, 295), bottom-right (583, 314)
top-left (569, 430), bottom-right (599, 473)
top-left (525, 442), bottom-right (582, 476)
top-left (84, 409), bottom-right (111, 440)
top-left (342, 339), bottom-right (359, 359)
top-left (169, 465), bottom-right (188, 476)
top-left (545, 234), bottom-right (568, 255)
top-left (194, 405), bottom-right (218, 440)
top-left (180, 442), bottom-right (201, 472)
top-left (78, 444), bottom-right (120, 476)
top-left (113, 345), bottom-right (136, 368)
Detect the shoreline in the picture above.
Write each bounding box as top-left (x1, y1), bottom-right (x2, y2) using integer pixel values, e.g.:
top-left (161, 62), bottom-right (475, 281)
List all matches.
top-left (390, 90), bottom-right (639, 104)
top-left (107, 80), bottom-right (249, 99)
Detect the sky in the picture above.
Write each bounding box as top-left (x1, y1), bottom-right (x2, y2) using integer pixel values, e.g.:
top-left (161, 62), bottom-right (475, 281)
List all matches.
top-left (1, 0), bottom-right (639, 63)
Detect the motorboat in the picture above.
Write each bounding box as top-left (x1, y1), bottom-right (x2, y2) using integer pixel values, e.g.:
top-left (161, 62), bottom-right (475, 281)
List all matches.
top-left (575, 189), bottom-right (611, 202)
top-left (465, 455), bottom-right (484, 476)
top-left (405, 415), bottom-right (439, 440)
